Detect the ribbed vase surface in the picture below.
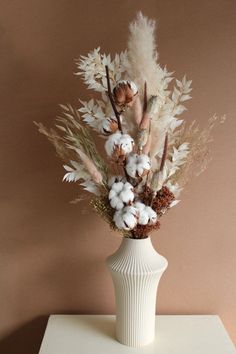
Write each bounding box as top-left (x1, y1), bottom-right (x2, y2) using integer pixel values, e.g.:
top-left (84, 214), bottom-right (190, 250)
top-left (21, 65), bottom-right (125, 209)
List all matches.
top-left (106, 237), bottom-right (168, 347)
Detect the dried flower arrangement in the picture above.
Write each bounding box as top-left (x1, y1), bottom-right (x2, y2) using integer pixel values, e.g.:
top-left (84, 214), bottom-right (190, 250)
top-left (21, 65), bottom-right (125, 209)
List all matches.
top-left (35, 12), bottom-right (225, 239)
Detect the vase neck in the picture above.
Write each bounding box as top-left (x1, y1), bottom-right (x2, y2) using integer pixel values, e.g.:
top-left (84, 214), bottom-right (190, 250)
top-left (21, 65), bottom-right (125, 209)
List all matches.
top-left (120, 236), bottom-right (153, 254)
top-left (107, 236), bottom-right (168, 274)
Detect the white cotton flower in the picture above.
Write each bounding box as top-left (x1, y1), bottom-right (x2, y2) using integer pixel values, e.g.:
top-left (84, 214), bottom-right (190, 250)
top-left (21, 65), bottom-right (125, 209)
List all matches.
top-left (125, 154), bottom-right (151, 178)
top-left (109, 181), bottom-right (134, 210)
top-left (105, 132), bottom-right (134, 158)
top-left (108, 175), bottom-right (126, 187)
top-left (99, 117), bottom-right (118, 135)
top-left (134, 201), bottom-right (157, 225)
top-left (113, 206), bottom-right (138, 230)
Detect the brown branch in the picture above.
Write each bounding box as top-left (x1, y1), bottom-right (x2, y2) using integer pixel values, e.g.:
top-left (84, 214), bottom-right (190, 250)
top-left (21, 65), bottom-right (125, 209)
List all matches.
top-left (105, 65), bottom-right (123, 133)
top-left (143, 81), bottom-right (147, 113)
top-left (160, 133), bottom-right (168, 172)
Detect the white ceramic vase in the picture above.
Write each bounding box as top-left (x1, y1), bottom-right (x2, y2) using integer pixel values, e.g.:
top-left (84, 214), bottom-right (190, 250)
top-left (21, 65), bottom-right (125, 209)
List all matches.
top-left (106, 236), bottom-right (168, 347)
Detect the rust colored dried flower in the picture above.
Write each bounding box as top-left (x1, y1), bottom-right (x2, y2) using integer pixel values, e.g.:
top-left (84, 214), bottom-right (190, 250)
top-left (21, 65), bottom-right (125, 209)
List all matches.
top-left (152, 186), bottom-right (175, 216)
top-left (113, 80), bottom-right (138, 107)
top-left (133, 221), bottom-right (160, 239)
top-left (138, 185), bottom-right (154, 205)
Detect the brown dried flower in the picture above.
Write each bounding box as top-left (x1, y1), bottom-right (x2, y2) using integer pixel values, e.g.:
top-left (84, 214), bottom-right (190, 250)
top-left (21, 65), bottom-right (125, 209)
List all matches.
top-left (131, 185), bottom-right (174, 238)
top-left (152, 186), bottom-right (175, 216)
top-left (138, 185), bottom-right (153, 205)
top-left (113, 80), bottom-right (138, 107)
top-left (133, 221), bottom-right (160, 239)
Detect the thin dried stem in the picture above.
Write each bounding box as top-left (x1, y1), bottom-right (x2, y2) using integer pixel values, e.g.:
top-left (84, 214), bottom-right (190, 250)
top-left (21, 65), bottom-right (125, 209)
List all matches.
top-left (105, 65), bottom-right (123, 133)
top-left (160, 133), bottom-right (168, 171)
top-left (143, 81), bottom-right (147, 113)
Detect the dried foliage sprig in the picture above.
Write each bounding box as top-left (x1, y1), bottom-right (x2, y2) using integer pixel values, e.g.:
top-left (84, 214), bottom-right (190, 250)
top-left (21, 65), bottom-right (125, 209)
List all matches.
top-left (36, 12), bottom-right (225, 239)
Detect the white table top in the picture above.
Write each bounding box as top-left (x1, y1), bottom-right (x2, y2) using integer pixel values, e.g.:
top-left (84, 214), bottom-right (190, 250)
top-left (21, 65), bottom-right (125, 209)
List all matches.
top-left (39, 315), bottom-right (236, 354)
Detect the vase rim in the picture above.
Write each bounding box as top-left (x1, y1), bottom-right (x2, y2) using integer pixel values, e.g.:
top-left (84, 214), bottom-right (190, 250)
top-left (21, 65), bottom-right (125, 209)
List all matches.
top-left (123, 236), bottom-right (150, 241)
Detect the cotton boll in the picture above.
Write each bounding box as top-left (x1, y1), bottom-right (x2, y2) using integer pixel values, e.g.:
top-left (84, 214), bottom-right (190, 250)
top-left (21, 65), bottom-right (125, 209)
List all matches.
top-left (123, 181), bottom-right (134, 191)
top-left (133, 201), bottom-right (149, 225)
top-left (109, 181), bottom-right (134, 210)
top-left (108, 175), bottom-right (126, 187)
top-left (112, 181), bottom-right (124, 194)
top-left (100, 117), bottom-right (118, 135)
top-left (110, 196), bottom-right (124, 210)
top-left (105, 132), bottom-right (134, 159)
top-left (119, 134), bottom-right (134, 154)
top-left (133, 201), bottom-right (157, 225)
top-left (145, 206), bottom-right (157, 224)
top-left (108, 189), bottom-right (116, 199)
top-left (119, 189), bottom-right (134, 204)
top-left (113, 80), bottom-right (138, 107)
top-left (138, 211), bottom-right (149, 225)
top-left (125, 153), bottom-right (151, 178)
top-left (129, 81), bottom-right (138, 95)
top-left (122, 208), bottom-right (138, 229)
top-left (134, 201), bottom-right (146, 212)
top-left (113, 206), bottom-right (138, 230)
top-left (125, 154), bottom-right (138, 178)
top-left (105, 132), bottom-right (122, 156)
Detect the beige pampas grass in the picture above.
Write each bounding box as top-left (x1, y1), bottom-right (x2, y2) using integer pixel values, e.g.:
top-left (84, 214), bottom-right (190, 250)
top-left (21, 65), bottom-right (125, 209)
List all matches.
top-left (125, 12), bottom-right (162, 97)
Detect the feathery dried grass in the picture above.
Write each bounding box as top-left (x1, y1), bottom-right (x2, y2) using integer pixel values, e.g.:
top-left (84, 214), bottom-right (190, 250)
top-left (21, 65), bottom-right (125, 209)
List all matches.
top-left (125, 12), bottom-right (162, 97)
top-left (171, 115), bottom-right (226, 187)
top-left (35, 104), bottom-right (108, 183)
top-left (34, 122), bottom-right (74, 161)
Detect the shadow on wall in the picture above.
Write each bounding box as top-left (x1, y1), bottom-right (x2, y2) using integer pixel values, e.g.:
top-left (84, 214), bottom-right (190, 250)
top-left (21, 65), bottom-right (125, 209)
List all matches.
top-left (0, 316), bottom-right (48, 354)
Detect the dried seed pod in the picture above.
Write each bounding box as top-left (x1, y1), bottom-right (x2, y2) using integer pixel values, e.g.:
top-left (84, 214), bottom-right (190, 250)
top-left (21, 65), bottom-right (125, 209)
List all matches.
top-left (113, 80), bottom-right (138, 107)
top-left (139, 95), bottom-right (158, 130)
top-left (146, 95), bottom-right (159, 115)
top-left (150, 170), bottom-right (167, 192)
top-left (137, 129), bottom-right (149, 151)
top-left (133, 95), bottom-right (143, 126)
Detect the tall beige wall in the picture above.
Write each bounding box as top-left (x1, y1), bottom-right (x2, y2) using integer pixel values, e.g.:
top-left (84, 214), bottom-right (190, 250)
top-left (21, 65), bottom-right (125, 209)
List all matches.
top-left (0, 0), bottom-right (235, 352)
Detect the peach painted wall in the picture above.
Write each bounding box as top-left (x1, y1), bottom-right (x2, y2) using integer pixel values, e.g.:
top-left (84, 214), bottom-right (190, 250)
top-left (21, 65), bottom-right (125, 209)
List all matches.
top-left (0, 0), bottom-right (235, 352)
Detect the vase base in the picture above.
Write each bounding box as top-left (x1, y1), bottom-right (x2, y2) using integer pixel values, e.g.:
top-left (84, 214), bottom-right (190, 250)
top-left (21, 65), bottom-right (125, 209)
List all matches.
top-left (116, 332), bottom-right (154, 347)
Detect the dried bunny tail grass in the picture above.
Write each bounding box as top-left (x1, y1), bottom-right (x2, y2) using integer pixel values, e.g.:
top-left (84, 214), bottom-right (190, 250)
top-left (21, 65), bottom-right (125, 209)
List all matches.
top-left (76, 148), bottom-right (103, 184)
top-left (171, 114), bottom-right (226, 187)
top-left (125, 12), bottom-right (161, 97)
